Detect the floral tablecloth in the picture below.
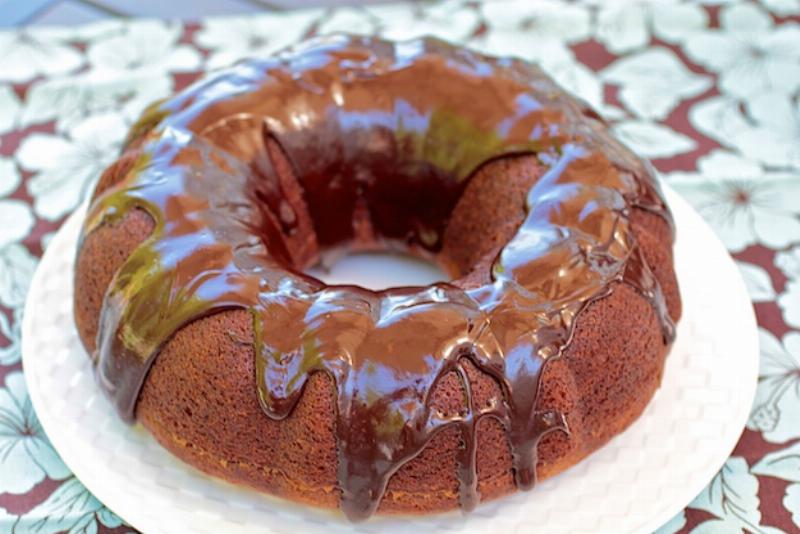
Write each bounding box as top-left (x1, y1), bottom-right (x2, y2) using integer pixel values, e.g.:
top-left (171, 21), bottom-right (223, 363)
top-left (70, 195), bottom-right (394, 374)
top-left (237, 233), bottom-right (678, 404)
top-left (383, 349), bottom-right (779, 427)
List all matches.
top-left (1, 1), bottom-right (799, 532)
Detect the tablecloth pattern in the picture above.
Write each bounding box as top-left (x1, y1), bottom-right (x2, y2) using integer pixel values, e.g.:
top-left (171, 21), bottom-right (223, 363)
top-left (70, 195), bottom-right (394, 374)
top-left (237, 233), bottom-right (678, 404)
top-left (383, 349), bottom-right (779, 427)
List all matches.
top-left (0, 1), bottom-right (799, 532)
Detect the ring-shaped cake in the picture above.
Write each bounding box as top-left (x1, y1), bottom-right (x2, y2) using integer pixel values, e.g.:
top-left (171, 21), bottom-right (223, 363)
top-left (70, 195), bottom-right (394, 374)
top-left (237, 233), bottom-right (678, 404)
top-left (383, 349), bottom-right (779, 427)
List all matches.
top-left (74, 35), bottom-right (681, 521)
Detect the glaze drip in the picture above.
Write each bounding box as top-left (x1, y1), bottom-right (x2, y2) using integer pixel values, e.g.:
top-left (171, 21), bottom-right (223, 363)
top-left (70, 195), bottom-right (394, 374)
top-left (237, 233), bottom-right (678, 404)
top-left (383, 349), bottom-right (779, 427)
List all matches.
top-left (82, 35), bottom-right (675, 521)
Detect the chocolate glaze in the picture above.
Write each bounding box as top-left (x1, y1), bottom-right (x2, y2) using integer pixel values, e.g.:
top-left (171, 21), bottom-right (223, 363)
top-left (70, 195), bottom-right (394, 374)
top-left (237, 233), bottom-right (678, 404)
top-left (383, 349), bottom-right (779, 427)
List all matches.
top-left (81, 35), bottom-right (676, 521)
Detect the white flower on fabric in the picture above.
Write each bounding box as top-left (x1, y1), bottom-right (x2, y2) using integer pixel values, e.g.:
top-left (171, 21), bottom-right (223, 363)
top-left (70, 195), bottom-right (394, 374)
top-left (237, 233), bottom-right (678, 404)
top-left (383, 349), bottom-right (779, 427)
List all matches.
top-left (762, 0), bottom-right (800, 16)
top-left (0, 306), bottom-right (23, 366)
top-left (29, 19), bottom-right (125, 44)
top-left (786, 483), bottom-right (800, 529)
top-left (0, 200), bottom-right (34, 248)
top-left (594, 1), bottom-right (709, 54)
top-left (733, 91), bottom-right (800, 170)
top-left (594, 2), bottom-right (649, 54)
top-left (690, 456), bottom-right (779, 533)
top-left (0, 157), bottom-right (21, 197)
top-left (0, 31), bottom-right (83, 83)
top-left (0, 85), bottom-right (20, 135)
top-left (602, 48), bottom-right (712, 120)
top-left (12, 477), bottom-right (124, 533)
top-left (689, 95), bottom-right (752, 151)
top-left (669, 154), bottom-right (800, 252)
top-left (17, 114), bottom-right (127, 221)
top-left (689, 93), bottom-right (800, 170)
top-left (777, 245), bottom-right (800, 281)
top-left (196, 11), bottom-right (321, 70)
top-left (650, 3), bottom-right (709, 45)
top-left (86, 20), bottom-right (201, 75)
top-left (20, 71), bottom-right (172, 133)
top-left (0, 243), bottom-right (37, 309)
top-left (737, 261), bottom-right (776, 303)
top-left (0, 506), bottom-right (15, 531)
top-left (777, 245), bottom-right (800, 329)
top-left (0, 372), bottom-right (71, 494)
top-left (753, 442), bottom-right (800, 529)
top-left (316, 7), bottom-right (379, 37)
top-left (480, 0), bottom-right (592, 47)
top-left (684, 3), bottom-right (800, 99)
top-left (612, 120), bottom-right (696, 159)
top-left (747, 329), bottom-right (800, 443)
top-left (374, 1), bottom-right (480, 42)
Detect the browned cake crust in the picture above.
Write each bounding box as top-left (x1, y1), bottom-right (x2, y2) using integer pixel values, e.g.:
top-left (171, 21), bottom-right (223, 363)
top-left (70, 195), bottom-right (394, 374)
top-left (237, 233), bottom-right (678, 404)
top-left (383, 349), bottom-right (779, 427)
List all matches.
top-left (74, 146), bottom-right (681, 514)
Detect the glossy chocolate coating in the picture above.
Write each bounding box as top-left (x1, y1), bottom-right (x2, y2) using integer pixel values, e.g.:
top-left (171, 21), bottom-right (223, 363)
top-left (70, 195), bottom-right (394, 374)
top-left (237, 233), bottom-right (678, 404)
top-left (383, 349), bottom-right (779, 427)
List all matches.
top-left (82, 35), bottom-right (675, 521)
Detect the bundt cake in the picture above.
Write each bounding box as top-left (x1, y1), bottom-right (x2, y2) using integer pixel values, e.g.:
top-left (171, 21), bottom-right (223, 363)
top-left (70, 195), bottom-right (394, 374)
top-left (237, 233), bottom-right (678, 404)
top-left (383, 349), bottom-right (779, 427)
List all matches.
top-left (73, 35), bottom-right (681, 521)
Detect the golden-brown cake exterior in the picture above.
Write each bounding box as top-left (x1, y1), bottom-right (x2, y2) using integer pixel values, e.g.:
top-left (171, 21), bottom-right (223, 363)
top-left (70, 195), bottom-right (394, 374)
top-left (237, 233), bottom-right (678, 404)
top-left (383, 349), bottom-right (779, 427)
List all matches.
top-left (73, 35), bottom-right (681, 519)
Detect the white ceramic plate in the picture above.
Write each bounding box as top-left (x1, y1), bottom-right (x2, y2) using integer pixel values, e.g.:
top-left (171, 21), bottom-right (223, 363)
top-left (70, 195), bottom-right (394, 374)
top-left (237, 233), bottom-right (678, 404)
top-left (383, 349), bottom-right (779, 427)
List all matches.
top-left (22, 187), bottom-right (758, 534)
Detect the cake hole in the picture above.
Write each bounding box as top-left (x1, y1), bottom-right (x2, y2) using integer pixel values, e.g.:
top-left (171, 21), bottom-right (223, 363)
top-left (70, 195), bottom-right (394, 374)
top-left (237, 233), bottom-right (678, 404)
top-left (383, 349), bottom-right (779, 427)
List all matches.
top-left (305, 250), bottom-right (448, 290)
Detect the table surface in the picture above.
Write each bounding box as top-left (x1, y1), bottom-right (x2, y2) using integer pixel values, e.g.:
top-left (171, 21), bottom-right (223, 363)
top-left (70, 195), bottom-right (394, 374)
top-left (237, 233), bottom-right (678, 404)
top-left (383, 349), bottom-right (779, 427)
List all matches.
top-left (0, 1), bottom-right (799, 533)
top-left (0, 0), bottom-right (384, 27)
